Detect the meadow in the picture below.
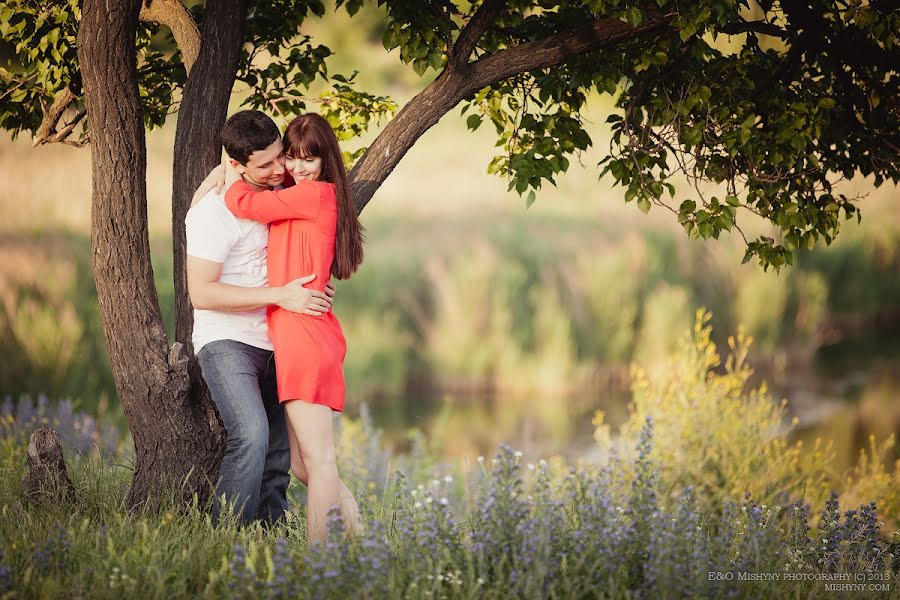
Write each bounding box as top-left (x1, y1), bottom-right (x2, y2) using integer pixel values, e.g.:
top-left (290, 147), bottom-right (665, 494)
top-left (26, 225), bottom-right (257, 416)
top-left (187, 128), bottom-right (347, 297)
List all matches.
top-left (2, 3), bottom-right (900, 596)
top-left (2, 315), bottom-right (899, 599)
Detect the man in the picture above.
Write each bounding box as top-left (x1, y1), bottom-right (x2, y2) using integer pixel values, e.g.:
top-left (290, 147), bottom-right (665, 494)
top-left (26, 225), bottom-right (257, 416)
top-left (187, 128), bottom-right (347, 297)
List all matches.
top-left (185, 110), bottom-right (332, 525)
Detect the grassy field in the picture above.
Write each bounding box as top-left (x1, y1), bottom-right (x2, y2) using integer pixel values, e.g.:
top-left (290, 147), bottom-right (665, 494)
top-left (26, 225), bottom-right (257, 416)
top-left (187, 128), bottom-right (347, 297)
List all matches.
top-left (2, 339), bottom-right (899, 598)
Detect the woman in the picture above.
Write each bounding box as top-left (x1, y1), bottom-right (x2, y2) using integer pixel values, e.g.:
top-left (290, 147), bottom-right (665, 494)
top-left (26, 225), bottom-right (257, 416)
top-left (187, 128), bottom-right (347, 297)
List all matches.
top-left (222, 113), bottom-right (364, 544)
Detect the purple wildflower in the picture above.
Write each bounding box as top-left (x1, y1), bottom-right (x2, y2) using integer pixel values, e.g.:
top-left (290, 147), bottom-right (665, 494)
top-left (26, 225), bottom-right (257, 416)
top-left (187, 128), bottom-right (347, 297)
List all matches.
top-left (567, 465), bottom-right (627, 588)
top-left (816, 491), bottom-right (843, 572)
top-left (268, 536), bottom-right (296, 598)
top-left (510, 462), bottom-right (566, 597)
top-left (624, 416), bottom-right (659, 589)
top-left (0, 549), bottom-right (11, 593)
top-left (31, 526), bottom-right (70, 574)
top-left (645, 486), bottom-right (710, 598)
top-left (471, 444), bottom-right (530, 584)
top-left (357, 519), bottom-right (390, 597)
top-left (229, 543), bottom-right (260, 599)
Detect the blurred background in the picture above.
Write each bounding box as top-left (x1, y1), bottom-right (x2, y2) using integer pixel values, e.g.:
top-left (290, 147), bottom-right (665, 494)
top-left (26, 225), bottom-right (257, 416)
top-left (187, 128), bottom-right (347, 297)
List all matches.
top-left (1, 2), bottom-right (898, 473)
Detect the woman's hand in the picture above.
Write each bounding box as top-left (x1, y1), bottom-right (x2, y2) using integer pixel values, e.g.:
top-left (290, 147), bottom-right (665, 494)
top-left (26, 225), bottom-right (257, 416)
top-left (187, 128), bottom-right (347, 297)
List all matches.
top-left (224, 156), bottom-right (242, 191)
top-left (191, 162), bottom-right (226, 207)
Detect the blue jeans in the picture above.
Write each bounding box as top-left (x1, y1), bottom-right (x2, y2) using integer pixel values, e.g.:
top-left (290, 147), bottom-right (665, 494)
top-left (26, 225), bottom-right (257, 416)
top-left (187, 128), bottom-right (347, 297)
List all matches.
top-left (197, 339), bottom-right (290, 525)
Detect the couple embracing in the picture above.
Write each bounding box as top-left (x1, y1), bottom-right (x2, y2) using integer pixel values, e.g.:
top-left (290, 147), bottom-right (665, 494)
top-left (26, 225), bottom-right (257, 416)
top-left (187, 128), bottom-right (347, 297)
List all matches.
top-left (185, 110), bottom-right (363, 544)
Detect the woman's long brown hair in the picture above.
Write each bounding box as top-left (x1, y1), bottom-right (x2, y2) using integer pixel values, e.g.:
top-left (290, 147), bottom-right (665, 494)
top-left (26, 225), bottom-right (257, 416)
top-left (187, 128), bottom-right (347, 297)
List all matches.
top-left (283, 114), bottom-right (364, 280)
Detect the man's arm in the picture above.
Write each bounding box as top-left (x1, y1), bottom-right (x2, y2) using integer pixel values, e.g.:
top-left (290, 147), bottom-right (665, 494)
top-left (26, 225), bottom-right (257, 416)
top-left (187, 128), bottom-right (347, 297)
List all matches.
top-left (187, 256), bottom-right (333, 315)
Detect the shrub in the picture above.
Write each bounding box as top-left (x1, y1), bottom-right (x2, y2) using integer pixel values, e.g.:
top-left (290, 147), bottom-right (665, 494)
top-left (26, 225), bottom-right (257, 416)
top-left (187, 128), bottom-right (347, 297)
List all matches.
top-left (597, 309), bottom-right (835, 520)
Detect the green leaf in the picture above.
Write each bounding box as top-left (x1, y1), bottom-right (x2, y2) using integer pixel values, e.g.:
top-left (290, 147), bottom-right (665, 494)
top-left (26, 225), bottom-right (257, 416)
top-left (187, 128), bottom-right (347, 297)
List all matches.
top-left (725, 196), bottom-right (741, 207)
top-left (625, 7), bottom-right (643, 27)
top-left (381, 27), bottom-right (398, 50)
top-left (869, 88), bottom-right (880, 109)
top-left (637, 196), bottom-right (651, 213)
top-left (525, 190), bottom-right (537, 208)
top-left (679, 24), bottom-right (697, 42)
top-left (466, 114), bottom-right (482, 131)
top-left (650, 51), bottom-right (668, 66)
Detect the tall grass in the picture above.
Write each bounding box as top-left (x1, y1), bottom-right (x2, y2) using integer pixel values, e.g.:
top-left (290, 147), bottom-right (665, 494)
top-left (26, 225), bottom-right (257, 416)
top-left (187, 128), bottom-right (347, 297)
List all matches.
top-left (1, 393), bottom-right (897, 599)
top-left (3, 214), bottom-right (899, 414)
top-left (596, 309), bottom-right (900, 532)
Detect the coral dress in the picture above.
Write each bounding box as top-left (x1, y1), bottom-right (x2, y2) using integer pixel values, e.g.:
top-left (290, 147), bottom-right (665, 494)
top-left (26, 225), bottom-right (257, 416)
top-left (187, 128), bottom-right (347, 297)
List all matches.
top-left (225, 178), bottom-right (347, 411)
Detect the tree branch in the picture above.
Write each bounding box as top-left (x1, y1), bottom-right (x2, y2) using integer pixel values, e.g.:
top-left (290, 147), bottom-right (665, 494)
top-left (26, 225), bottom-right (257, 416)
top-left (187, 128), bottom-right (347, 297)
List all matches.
top-left (139, 0), bottom-right (200, 73)
top-left (32, 0), bottom-right (198, 148)
top-left (48, 109), bottom-right (87, 145)
top-left (719, 20), bottom-right (788, 39)
top-left (466, 11), bottom-right (674, 93)
top-left (450, 0), bottom-right (506, 68)
top-left (32, 85), bottom-right (78, 147)
top-left (350, 11), bottom-right (676, 213)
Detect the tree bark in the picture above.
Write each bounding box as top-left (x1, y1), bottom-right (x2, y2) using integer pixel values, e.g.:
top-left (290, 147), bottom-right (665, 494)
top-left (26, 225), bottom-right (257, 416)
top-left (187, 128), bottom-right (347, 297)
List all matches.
top-left (162, 0), bottom-right (250, 509)
top-left (140, 0), bottom-right (201, 73)
top-left (22, 428), bottom-right (76, 503)
top-left (172, 0), bottom-right (248, 349)
top-left (77, 0), bottom-right (222, 510)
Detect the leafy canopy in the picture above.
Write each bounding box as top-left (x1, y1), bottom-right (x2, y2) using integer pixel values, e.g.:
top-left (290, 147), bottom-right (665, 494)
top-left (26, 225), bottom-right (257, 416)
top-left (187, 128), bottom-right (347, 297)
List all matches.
top-left (1, 0), bottom-right (897, 268)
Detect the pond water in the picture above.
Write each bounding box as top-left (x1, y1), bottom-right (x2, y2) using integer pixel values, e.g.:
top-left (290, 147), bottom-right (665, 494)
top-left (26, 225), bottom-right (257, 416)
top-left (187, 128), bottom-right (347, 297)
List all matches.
top-left (361, 334), bottom-right (900, 473)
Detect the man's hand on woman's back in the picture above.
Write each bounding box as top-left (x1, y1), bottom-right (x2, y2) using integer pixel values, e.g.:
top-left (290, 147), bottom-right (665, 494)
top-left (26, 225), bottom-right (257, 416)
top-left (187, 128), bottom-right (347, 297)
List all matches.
top-left (277, 274), bottom-right (333, 316)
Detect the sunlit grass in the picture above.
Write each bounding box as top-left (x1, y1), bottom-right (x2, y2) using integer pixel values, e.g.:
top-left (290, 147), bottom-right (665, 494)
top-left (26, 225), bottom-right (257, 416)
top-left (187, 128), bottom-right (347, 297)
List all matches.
top-left (1, 351), bottom-right (897, 598)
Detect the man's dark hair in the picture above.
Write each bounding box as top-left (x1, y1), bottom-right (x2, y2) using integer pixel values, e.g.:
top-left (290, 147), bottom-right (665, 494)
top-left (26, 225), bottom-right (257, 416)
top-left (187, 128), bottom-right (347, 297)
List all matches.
top-left (220, 110), bottom-right (280, 165)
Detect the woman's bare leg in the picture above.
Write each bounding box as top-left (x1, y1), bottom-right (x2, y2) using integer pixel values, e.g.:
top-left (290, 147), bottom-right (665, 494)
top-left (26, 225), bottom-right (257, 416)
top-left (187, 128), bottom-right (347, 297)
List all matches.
top-left (283, 400), bottom-right (362, 544)
top-left (286, 417), bottom-right (309, 483)
top-left (286, 411), bottom-right (360, 533)
top-left (285, 415), bottom-right (361, 525)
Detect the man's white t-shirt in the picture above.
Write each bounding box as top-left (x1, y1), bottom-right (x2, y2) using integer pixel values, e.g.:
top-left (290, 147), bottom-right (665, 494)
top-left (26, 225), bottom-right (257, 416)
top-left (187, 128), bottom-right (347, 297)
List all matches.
top-left (185, 189), bottom-right (273, 354)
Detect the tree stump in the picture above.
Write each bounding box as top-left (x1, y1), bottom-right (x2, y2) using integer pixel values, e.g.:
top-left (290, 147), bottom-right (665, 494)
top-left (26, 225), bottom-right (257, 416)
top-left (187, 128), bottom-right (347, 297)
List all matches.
top-left (21, 427), bottom-right (76, 503)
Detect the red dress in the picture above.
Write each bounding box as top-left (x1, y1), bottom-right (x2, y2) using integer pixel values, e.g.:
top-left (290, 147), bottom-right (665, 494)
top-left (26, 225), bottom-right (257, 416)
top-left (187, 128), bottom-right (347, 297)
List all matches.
top-left (225, 179), bottom-right (347, 411)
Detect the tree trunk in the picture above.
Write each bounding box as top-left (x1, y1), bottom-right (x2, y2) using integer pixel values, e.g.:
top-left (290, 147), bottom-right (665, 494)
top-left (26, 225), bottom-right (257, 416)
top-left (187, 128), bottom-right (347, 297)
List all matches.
top-left (77, 0), bottom-right (223, 511)
top-left (165, 0), bottom-right (251, 509)
top-left (173, 0), bottom-right (249, 347)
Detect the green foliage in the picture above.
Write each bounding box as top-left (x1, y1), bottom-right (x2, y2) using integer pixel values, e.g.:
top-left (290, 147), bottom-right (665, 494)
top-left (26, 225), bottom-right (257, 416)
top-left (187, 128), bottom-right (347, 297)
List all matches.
top-left (318, 72), bottom-right (397, 167)
top-left (0, 0), bottom-right (81, 136)
top-left (598, 0), bottom-right (899, 268)
top-left (597, 309), bottom-right (900, 531)
top-left (0, 0), bottom-right (389, 146)
top-left (2, 1), bottom-right (897, 268)
top-left (463, 7), bottom-right (602, 206)
top-left (237, 35), bottom-right (331, 119)
top-left (237, 0), bottom-right (328, 119)
top-left (6, 217), bottom-right (900, 414)
top-left (0, 0), bottom-right (190, 137)
top-left (372, 0), bottom-right (455, 75)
